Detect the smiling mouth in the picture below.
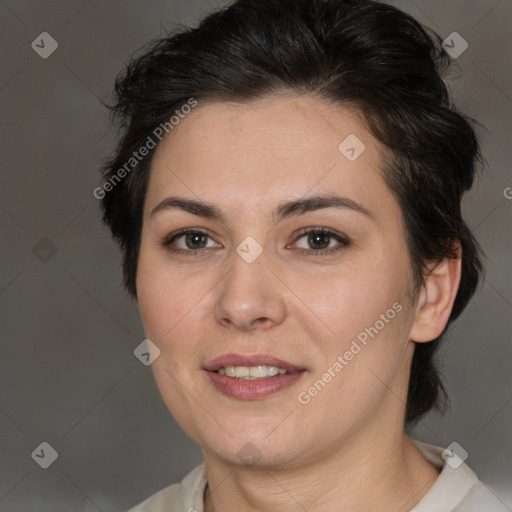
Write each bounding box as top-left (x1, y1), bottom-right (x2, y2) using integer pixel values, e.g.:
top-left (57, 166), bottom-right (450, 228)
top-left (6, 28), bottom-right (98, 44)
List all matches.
top-left (205, 356), bottom-right (307, 399)
top-left (204, 353), bottom-right (307, 398)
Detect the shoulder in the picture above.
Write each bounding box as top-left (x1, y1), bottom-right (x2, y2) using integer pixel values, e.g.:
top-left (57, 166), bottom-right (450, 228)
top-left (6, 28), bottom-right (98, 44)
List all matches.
top-left (125, 463), bottom-right (207, 512)
top-left (410, 439), bottom-right (510, 512)
top-left (453, 480), bottom-right (511, 511)
top-left (125, 482), bottom-right (181, 512)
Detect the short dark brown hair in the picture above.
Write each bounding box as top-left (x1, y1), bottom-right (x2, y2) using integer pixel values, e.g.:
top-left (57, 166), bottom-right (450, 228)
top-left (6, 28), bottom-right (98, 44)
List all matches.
top-left (99, 0), bottom-right (483, 423)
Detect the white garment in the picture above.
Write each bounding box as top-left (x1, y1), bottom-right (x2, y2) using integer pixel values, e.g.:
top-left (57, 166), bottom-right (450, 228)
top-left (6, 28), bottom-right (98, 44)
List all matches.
top-left (126, 439), bottom-right (509, 511)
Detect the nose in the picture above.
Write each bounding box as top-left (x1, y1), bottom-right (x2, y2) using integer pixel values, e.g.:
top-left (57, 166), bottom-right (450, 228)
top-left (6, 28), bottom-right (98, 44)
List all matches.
top-left (213, 249), bottom-right (287, 332)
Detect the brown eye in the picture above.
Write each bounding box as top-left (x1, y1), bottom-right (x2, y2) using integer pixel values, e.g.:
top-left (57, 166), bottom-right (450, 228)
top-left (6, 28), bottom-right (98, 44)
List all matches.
top-left (183, 232), bottom-right (208, 249)
top-left (162, 229), bottom-right (221, 253)
top-left (306, 232), bottom-right (331, 250)
top-left (292, 228), bottom-right (350, 255)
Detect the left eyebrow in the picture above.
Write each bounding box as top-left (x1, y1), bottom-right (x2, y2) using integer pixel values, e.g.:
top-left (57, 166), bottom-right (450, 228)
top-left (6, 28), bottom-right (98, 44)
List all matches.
top-left (272, 194), bottom-right (373, 224)
top-left (149, 194), bottom-right (373, 223)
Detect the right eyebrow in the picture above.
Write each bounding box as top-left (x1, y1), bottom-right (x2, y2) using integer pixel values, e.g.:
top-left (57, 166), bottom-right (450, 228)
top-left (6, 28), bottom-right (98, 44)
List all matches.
top-left (150, 197), bottom-right (225, 221)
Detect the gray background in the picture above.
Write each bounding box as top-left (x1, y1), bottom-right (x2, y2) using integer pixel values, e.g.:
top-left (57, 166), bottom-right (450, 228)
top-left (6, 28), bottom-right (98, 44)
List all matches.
top-left (0, 0), bottom-right (510, 510)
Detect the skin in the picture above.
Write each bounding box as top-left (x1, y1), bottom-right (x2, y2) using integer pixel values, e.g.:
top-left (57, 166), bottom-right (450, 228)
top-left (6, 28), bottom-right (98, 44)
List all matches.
top-left (136, 94), bottom-right (461, 511)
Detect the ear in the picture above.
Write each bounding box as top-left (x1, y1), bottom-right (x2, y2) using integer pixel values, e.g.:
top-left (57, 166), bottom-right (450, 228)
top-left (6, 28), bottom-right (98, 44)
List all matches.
top-left (409, 241), bottom-right (462, 343)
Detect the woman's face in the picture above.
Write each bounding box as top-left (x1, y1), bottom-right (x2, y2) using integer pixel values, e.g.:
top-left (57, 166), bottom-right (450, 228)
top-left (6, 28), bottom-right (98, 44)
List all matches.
top-left (137, 95), bottom-right (420, 468)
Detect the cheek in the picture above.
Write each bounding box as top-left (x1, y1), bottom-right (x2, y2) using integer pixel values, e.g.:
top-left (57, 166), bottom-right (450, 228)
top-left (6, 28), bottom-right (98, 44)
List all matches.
top-left (299, 254), bottom-right (414, 397)
top-left (303, 261), bottom-right (405, 339)
top-left (136, 249), bottom-right (216, 368)
top-left (136, 249), bottom-right (186, 341)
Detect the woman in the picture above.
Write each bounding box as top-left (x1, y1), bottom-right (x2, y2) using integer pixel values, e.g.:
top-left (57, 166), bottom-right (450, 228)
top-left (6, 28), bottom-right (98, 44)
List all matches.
top-left (98, 0), bottom-right (508, 510)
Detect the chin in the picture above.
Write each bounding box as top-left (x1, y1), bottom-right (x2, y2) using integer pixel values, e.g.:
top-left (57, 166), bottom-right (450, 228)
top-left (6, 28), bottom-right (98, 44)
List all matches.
top-left (198, 423), bottom-right (308, 469)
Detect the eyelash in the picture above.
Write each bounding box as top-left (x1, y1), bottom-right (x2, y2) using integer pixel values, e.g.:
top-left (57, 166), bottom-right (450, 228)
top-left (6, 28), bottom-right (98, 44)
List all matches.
top-left (161, 227), bottom-right (350, 256)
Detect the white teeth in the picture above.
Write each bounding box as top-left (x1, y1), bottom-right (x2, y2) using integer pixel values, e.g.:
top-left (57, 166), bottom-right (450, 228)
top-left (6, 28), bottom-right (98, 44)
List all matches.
top-left (217, 365), bottom-right (290, 379)
top-left (249, 366), bottom-right (267, 378)
top-left (267, 366), bottom-right (280, 376)
top-left (236, 366), bottom-right (250, 378)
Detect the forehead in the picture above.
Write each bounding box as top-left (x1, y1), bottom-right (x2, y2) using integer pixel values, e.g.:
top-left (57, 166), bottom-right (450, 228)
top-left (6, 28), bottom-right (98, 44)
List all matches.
top-left (145, 95), bottom-right (395, 221)
top-left (152, 94), bottom-right (376, 167)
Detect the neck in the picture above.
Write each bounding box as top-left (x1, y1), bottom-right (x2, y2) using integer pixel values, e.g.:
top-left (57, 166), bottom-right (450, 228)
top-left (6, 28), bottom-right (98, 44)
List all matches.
top-left (203, 422), bottom-right (439, 512)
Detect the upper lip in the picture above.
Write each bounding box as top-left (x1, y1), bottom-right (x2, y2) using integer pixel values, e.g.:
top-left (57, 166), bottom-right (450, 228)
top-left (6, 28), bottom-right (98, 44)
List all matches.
top-left (203, 353), bottom-right (306, 372)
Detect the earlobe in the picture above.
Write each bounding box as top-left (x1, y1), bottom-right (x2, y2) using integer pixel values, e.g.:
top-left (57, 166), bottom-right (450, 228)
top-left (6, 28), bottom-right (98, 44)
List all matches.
top-left (409, 242), bottom-right (462, 343)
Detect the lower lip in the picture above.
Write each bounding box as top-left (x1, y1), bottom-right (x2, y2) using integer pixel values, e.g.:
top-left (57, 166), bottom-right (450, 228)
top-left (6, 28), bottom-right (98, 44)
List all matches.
top-left (205, 371), bottom-right (306, 399)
